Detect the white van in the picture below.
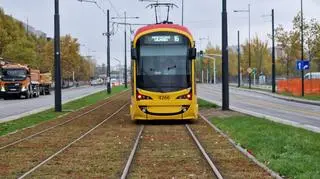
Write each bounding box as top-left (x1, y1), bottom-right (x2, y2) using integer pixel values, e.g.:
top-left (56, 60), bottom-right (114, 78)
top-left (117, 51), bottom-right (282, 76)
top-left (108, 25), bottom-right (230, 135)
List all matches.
top-left (304, 72), bottom-right (320, 79)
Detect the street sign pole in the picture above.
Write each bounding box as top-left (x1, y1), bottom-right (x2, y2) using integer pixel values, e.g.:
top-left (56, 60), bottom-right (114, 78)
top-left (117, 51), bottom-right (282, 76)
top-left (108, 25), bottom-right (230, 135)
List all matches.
top-left (222, 0), bottom-right (229, 110)
top-left (54, 0), bottom-right (62, 112)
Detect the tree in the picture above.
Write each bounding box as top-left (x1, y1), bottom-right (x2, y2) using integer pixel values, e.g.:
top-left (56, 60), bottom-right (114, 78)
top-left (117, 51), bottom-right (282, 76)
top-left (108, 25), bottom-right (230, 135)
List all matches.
top-left (241, 36), bottom-right (272, 76)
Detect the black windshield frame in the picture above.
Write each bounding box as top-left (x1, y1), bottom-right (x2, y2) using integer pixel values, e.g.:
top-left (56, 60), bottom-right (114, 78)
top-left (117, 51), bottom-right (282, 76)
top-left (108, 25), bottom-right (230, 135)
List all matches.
top-left (136, 32), bottom-right (192, 93)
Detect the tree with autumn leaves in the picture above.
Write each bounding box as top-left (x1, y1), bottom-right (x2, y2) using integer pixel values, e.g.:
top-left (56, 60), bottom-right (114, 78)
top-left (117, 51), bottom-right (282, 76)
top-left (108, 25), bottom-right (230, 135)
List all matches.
top-left (0, 8), bottom-right (95, 81)
top-left (200, 12), bottom-right (320, 82)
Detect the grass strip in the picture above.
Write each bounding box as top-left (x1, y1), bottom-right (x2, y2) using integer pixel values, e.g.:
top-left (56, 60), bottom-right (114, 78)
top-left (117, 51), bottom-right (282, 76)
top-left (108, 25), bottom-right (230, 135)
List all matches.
top-left (280, 92), bottom-right (320, 101)
top-left (198, 98), bottom-right (219, 109)
top-left (211, 115), bottom-right (320, 179)
top-left (0, 86), bottom-right (126, 136)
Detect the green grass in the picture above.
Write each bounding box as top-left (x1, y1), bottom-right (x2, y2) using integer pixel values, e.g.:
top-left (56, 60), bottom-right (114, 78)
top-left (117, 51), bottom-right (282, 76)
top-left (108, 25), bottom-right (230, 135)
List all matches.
top-left (280, 92), bottom-right (320, 101)
top-left (211, 115), bottom-right (320, 179)
top-left (198, 98), bottom-right (219, 109)
top-left (0, 86), bottom-right (127, 136)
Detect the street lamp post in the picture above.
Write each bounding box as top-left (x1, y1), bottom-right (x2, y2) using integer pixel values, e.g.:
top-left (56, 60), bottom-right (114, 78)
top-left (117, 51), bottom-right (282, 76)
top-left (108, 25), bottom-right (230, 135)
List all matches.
top-left (234, 4), bottom-right (251, 89)
top-left (112, 13), bottom-right (139, 88)
top-left (204, 54), bottom-right (222, 85)
top-left (54, 0), bottom-right (62, 112)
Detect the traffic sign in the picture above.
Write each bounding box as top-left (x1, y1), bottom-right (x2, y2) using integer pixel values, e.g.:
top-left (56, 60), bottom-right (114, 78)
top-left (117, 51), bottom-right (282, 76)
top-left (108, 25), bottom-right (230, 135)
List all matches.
top-left (247, 68), bottom-right (252, 74)
top-left (296, 60), bottom-right (310, 71)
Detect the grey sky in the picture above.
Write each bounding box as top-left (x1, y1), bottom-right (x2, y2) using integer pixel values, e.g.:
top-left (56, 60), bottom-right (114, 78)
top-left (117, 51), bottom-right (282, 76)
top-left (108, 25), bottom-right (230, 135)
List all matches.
top-left (0, 0), bottom-right (319, 66)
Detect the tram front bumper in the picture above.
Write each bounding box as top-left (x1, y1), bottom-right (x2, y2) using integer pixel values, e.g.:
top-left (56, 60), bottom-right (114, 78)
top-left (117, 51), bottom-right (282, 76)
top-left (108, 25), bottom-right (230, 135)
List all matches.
top-left (130, 103), bottom-right (198, 120)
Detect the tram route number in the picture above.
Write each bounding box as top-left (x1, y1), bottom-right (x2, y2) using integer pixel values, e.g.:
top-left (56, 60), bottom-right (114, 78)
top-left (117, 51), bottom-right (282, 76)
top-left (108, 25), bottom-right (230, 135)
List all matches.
top-left (159, 96), bottom-right (170, 100)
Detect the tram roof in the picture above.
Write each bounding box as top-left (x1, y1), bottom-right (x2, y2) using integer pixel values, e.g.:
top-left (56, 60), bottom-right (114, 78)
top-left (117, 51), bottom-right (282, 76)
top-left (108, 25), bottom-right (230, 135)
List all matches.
top-left (134, 23), bottom-right (193, 40)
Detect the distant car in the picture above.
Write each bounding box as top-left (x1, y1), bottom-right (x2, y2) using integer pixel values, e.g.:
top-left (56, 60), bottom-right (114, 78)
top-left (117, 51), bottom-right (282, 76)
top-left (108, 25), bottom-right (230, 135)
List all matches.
top-left (91, 78), bottom-right (104, 86)
top-left (304, 72), bottom-right (320, 79)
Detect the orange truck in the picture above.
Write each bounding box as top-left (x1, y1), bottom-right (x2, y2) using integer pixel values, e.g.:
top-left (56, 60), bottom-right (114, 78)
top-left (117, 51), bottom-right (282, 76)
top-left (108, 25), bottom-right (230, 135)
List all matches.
top-left (0, 61), bottom-right (41, 99)
top-left (39, 72), bottom-right (52, 95)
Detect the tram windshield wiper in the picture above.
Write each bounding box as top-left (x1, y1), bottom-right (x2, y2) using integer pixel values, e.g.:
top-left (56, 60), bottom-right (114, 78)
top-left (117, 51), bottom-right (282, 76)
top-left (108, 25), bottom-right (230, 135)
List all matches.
top-left (167, 65), bottom-right (176, 71)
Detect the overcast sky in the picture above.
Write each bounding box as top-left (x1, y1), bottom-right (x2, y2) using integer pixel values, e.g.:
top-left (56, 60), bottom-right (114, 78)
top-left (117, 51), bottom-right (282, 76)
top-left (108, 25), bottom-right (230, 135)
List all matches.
top-left (0, 0), bottom-right (319, 66)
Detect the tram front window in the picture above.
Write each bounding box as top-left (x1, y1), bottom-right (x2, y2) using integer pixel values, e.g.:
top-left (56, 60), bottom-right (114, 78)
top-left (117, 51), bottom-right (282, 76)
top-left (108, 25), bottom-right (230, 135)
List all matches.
top-left (137, 37), bottom-right (191, 92)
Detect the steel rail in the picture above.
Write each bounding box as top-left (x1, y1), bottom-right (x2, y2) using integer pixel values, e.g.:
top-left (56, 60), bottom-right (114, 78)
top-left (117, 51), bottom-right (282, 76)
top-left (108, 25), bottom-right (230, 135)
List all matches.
top-left (185, 124), bottom-right (224, 179)
top-left (17, 103), bottom-right (129, 179)
top-left (120, 125), bottom-right (144, 179)
top-left (199, 114), bottom-right (283, 179)
top-left (0, 90), bottom-right (128, 150)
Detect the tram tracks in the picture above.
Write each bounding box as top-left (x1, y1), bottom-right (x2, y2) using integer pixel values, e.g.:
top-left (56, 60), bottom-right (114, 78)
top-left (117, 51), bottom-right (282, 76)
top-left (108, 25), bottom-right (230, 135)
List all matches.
top-left (121, 118), bottom-right (273, 178)
top-left (121, 122), bottom-right (223, 178)
top-left (0, 89), bottom-right (127, 151)
top-left (0, 91), bottom-right (131, 178)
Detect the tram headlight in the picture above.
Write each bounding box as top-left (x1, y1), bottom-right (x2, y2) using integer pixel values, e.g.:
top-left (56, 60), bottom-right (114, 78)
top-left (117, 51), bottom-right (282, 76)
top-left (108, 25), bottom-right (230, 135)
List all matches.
top-left (177, 92), bottom-right (192, 100)
top-left (136, 91), bottom-right (152, 101)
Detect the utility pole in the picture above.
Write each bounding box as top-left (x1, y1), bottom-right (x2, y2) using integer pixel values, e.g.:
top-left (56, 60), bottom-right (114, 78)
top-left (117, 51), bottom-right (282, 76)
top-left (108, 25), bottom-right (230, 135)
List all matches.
top-left (107, 10), bottom-right (111, 94)
top-left (112, 13), bottom-right (139, 89)
top-left (54, 0), bottom-right (62, 112)
top-left (301, 0), bottom-right (305, 96)
top-left (272, 9), bottom-right (276, 93)
top-left (222, 0), bottom-right (229, 110)
top-left (234, 4), bottom-right (251, 89)
top-left (237, 30), bottom-right (241, 88)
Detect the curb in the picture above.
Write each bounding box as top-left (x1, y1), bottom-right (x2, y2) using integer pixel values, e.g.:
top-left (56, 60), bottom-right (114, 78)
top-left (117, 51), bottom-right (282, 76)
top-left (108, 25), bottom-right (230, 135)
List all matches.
top-left (229, 85), bottom-right (320, 106)
top-left (198, 97), bottom-right (320, 134)
top-left (199, 114), bottom-right (283, 179)
top-left (0, 87), bottom-right (107, 123)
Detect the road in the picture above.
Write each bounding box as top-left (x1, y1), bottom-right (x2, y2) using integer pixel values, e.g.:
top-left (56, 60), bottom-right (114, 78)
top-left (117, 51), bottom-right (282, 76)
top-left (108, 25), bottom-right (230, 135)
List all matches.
top-left (198, 84), bottom-right (320, 132)
top-left (0, 85), bottom-right (106, 122)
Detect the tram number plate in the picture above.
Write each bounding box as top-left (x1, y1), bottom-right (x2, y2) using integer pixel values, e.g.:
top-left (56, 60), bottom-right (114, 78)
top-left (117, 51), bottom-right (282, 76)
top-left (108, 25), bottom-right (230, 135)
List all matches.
top-left (159, 96), bottom-right (170, 100)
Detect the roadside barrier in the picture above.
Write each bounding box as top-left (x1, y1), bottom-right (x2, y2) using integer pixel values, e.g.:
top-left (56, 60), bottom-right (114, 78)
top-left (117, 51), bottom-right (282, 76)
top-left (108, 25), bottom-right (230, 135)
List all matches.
top-left (277, 78), bottom-right (320, 96)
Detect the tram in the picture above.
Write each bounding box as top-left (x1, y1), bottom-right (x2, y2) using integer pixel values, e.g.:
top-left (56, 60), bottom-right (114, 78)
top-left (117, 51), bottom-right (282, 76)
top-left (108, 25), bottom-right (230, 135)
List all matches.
top-left (130, 23), bottom-right (198, 120)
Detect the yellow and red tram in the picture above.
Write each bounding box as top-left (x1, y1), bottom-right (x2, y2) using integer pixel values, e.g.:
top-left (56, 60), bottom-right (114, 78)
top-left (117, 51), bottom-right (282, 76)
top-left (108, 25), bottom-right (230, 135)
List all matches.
top-left (130, 23), bottom-right (198, 120)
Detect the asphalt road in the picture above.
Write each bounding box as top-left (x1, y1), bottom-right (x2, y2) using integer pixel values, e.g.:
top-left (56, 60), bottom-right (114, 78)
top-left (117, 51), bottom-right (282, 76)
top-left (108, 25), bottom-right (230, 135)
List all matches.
top-left (0, 85), bottom-right (106, 122)
top-left (198, 84), bottom-right (320, 132)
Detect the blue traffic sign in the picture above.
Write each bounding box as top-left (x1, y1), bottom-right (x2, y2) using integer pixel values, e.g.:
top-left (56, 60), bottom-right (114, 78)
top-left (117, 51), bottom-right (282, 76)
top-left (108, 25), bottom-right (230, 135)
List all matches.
top-left (296, 60), bottom-right (310, 71)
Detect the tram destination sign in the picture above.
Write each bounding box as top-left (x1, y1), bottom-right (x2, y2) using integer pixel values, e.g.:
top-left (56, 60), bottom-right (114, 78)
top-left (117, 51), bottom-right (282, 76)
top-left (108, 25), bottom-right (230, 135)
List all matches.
top-left (144, 34), bottom-right (184, 45)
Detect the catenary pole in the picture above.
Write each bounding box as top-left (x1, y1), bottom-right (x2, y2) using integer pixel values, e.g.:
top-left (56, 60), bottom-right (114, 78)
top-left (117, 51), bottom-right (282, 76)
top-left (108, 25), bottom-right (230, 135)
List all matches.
top-left (301, 0), bottom-right (305, 96)
top-left (272, 9), bottom-right (276, 93)
top-left (222, 0), bottom-right (229, 110)
top-left (107, 10), bottom-right (111, 94)
top-left (54, 0), bottom-right (62, 112)
top-left (238, 30), bottom-right (241, 88)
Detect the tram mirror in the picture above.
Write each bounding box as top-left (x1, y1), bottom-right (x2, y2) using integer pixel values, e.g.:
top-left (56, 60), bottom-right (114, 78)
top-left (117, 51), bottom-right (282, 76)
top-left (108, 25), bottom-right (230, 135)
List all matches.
top-left (189, 48), bottom-right (197, 60)
top-left (131, 48), bottom-right (137, 60)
